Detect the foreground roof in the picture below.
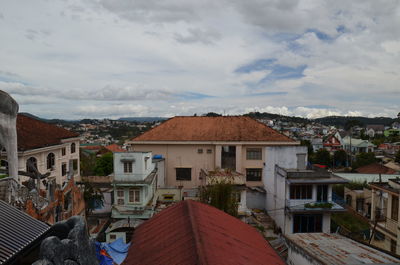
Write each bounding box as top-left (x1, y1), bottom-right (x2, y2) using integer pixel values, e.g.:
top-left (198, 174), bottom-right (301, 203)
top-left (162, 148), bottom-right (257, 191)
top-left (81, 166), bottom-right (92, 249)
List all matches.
top-left (123, 200), bottom-right (285, 265)
top-left (17, 114), bottom-right (79, 151)
top-left (0, 200), bottom-right (50, 264)
top-left (132, 116), bottom-right (294, 142)
top-left (286, 233), bottom-right (400, 265)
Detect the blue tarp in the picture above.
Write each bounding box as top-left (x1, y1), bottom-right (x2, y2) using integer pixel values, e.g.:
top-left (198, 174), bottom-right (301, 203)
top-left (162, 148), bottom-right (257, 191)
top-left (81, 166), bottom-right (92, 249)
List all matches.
top-left (95, 242), bottom-right (114, 265)
top-left (97, 238), bottom-right (131, 265)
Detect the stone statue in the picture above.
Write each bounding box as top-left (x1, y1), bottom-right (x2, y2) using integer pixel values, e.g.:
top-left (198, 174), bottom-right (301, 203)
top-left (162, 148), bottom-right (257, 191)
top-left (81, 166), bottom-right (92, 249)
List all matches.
top-left (33, 216), bottom-right (99, 265)
top-left (0, 90), bottom-right (19, 182)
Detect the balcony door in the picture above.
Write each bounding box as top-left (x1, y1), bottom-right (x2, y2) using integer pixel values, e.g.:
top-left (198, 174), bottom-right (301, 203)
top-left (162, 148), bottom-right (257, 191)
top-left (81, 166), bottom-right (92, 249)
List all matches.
top-left (317, 185), bottom-right (328, 202)
top-left (221, 146), bottom-right (236, 170)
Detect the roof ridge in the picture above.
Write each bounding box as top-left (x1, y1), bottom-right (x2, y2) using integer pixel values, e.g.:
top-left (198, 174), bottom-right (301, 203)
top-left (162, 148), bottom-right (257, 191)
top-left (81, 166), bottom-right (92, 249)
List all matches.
top-left (186, 201), bottom-right (208, 265)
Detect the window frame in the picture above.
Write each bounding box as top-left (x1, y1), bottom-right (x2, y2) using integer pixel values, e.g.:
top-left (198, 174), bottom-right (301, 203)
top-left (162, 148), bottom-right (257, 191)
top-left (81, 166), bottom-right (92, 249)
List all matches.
top-left (128, 188), bottom-right (141, 203)
top-left (290, 185), bottom-right (313, 200)
top-left (123, 162), bottom-right (133, 173)
top-left (246, 148), bottom-right (262, 160)
top-left (176, 168), bottom-right (192, 181)
top-left (71, 143), bottom-right (76, 154)
top-left (116, 188), bottom-right (125, 205)
top-left (246, 168), bottom-right (262, 181)
top-left (47, 153), bottom-right (55, 170)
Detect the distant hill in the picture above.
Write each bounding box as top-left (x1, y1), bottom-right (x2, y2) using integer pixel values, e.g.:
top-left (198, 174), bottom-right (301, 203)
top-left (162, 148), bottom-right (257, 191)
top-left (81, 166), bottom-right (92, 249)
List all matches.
top-left (314, 116), bottom-right (396, 127)
top-left (118, 117), bottom-right (168, 122)
top-left (244, 112), bottom-right (311, 124)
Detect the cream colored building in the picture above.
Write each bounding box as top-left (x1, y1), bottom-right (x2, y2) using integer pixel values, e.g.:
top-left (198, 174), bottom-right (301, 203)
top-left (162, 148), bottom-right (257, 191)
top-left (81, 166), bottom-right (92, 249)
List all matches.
top-left (126, 116), bottom-right (299, 189)
top-left (1, 114), bottom-right (80, 186)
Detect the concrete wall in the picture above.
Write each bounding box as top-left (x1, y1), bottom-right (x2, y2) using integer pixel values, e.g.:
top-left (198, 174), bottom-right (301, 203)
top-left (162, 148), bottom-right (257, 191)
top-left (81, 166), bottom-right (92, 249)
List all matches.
top-left (18, 139), bottom-right (80, 186)
top-left (131, 143), bottom-right (273, 188)
top-left (264, 145), bottom-right (307, 233)
top-left (287, 245), bottom-right (322, 265)
top-left (246, 189), bottom-right (265, 210)
top-left (114, 152), bottom-right (155, 181)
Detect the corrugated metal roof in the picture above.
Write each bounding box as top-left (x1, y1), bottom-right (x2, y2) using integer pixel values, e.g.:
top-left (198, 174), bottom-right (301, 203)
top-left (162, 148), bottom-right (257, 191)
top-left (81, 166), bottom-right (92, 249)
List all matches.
top-left (123, 200), bottom-right (285, 265)
top-left (286, 233), bottom-right (400, 265)
top-left (0, 200), bottom-right (50, 265)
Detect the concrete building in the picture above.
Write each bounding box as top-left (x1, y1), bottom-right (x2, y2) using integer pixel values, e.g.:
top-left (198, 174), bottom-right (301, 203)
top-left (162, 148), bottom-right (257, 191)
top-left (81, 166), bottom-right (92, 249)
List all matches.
top-left (370, 179), bottom-right (400, 255)
top-left (127, 116), bottom-right (298, 211)
top-left (342, 136), bottom-right (375, 154)
top-left (266, 162), bottom-right (348, 234)
top-left (111, 152), bottom-right (162, 219)
top-left (344, 186), bottom-right (372, 218)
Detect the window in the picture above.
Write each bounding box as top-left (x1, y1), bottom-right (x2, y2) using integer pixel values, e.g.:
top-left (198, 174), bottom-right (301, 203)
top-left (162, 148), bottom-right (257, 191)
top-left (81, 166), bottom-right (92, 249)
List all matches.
top-left (62, 147), bottom-right (66, 156)
top-left (221, 146), bottom-right (236, 169)
top-left (129, 188), bottom-right (140, 203)
top-left (316, 185), bottom-right (328, 202)
top-left (116, 189), bottom-right (124, 205)
top-left (176, 168), bottom-right (191, 181)
top-left (71, 143), bottom-right (76, 153)
top-left (72, 159), bottom-right (78, 171)
top-left (246, 148), bottom-right (262, 160)
top-left (391, 195), bottom-right (399, 221)
top-left (346, 195), bottom-right (352, 206)
top-left (62, 163), bottom-right (67, 176)
top-left (124, 162), bottom-right (132, 173)
top-left (290, 185), bottom-right (313, 200)
top-left (26, 157), bottom-right (37, 173)
top-left (356, 198), bottom-right (364, 212)
top-left (391, 239), bottom-right (397, 254)
top-left (246, 168), bottom-right (262, 181)
top-left (293, 214), bottom-right (322, 233)
top-left (197, 148), bottom-right (203, 154)
top-left (144, 157), bottom-right (149, 170)
top-left (47, 153), bottom-right (55, 170)
top-left (233, 192), bottom-right (241, 203)
top-left (110, 234), bottom-right (116, 240)
top-left (207, 149), bottom-right (212, 154)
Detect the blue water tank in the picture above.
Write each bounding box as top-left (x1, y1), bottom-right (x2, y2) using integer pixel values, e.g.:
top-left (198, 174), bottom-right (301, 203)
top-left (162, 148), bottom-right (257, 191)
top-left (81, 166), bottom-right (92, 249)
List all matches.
top-left (153, 154), bottom-right (163, 159)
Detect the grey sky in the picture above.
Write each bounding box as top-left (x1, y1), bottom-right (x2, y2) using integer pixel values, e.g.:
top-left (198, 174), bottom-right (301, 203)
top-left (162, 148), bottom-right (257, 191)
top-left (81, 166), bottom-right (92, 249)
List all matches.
top-left (0, 0), bottom-right (399, 119)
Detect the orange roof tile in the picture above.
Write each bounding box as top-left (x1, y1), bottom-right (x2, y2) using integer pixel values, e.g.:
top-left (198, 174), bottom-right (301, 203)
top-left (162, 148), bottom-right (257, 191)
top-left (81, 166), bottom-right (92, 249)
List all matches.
top-left (123, 200), bottom-right (285, 265)
top-left (17, 114), bottom-right (79, 151)
top-left (132, 116), bottom-right (294, 142)
top-left (105, 144), bottom-right (126, 153)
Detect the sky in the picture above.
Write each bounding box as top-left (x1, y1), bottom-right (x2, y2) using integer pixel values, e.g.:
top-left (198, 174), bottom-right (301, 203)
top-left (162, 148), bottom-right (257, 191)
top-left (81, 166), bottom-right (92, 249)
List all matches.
top-left (0, 0), bottom-right (399, 119)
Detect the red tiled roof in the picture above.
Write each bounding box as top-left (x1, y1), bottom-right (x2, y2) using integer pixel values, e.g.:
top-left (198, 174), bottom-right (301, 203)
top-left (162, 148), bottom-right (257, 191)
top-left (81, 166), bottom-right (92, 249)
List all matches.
top-left (356, 163), bottom-right (397, 174)
top-left (17, 114), bottom-right (79, 151)
top-left (105, 144), bottom-right (126, 153)
top-left (132, 116), bottom-right (294, 142)
top-left (123, 200), bottom-right (285, 265)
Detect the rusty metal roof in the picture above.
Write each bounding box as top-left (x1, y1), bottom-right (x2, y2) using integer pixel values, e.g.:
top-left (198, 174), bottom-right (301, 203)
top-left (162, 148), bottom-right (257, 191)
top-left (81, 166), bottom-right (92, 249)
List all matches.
top-left (123, 200), bottom-right (285, 265)
top-left (285, 233), bottom-right (400, 265)
top-left (0, 200), bottom-right (50, 264)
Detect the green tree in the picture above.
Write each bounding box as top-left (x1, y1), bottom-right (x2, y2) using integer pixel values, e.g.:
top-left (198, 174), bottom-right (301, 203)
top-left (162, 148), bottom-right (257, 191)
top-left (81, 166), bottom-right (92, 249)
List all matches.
top-left (353, 152), bottom-right (376, 169)
top-left (94, 152), bottom-right (114, 176)
top-left (313, 149), bottom-right (332, 166)
top-left (395, 150), bottom-right (400, 163)
top-left (80, 150), bottom-right (97, 176)
top-left (199, 175), bottom-right (238, 217)
top-left (344, 120), bottom-right (363, 131)
top-left (300, 140), bottom-right (314, 157)
top-left (83, 181), bottom-right (104, 216)
top-left (333, 149), bottom-right (347, 167)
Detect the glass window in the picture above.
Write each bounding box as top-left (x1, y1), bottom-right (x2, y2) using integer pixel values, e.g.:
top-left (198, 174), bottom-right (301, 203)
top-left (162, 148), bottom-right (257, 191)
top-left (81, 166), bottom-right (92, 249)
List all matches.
top-left (391, 195), bottom-right (399, 221)
top-left (26, 157), bottom-right (37, 173)
top-left (293, 214), bottom-right (322, 233)
top-left (62, 163), bottom-right (67, 176)
top-left (116, 189), bottom-right (124, 205)
top-left (71, 143), bottom-right (76, 153)
top-left (207, 149), bottom-right (212, 154)
top-left (129, 188), bottom-right (140, 203)
top-left (246, 148), bottom-right (262, 160)
top-left (47, 153), bottom-right (55, 169)
top-left (123, 162), bottom-right (132, 173)
top-left (290, 185), bottom-right (313, 199)
top-left (221, 146), bottom-right (236, 169)
top-left (246, 168), bottom-right (262, 181)
top-left (197, 148), bottom-right (203, 154)
top-left (176, 168), bottom-right (191, 181)
top-left (62, 147), bottom-right (66, 156)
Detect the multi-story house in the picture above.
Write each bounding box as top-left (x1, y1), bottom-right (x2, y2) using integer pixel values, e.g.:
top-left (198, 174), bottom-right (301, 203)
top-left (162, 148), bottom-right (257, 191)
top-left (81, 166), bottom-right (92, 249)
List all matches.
top-left (370, 179), bottom-right (400, 255)
top-left (0, 114), bottom-right (84, 224)
top-left (342, 136), bottom-right (375, 154)
top-left (111, 151), bottom-right (161, 220)
top-left (127, 116), bottom-right (298, 190)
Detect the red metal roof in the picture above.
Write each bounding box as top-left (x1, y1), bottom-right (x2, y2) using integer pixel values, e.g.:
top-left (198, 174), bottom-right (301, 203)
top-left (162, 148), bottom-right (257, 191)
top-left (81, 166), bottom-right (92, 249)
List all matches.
top-left (123, 200), bottom-right (285, 265)
top-left (132, 116), bottom-right (294, 142)
top-left (17, 114), bottom-right (79, 151)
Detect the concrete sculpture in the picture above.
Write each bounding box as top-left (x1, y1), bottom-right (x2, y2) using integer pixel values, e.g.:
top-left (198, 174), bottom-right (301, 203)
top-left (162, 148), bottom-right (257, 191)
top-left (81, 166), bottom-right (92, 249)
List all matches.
top-left (0, 90), bottom-right (19, 181)
top-left (33, 216), bottom-right (99, 265)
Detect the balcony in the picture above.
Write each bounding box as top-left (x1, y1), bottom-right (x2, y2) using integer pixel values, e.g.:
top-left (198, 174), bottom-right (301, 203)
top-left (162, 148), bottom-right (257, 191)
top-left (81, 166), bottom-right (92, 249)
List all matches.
top-left (200, 169), bottom-right (245, 186)
top-left (286, 200), bottom-right (346, 213)
top-left (377, 216), bottom-right (398, 235)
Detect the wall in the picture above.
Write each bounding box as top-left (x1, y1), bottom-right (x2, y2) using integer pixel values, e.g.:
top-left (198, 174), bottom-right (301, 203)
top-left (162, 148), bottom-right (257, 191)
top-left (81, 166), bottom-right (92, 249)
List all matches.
top-left (18, 139), bottom-right (80, 186)
top-left (264, 145), bottom-right (308, 233)
top-left (246, 189), bottom-right (265, 210)
top-left (114, 152), bottom-right (155, 182)
top-left (287, 245), bottom-right (322, 265)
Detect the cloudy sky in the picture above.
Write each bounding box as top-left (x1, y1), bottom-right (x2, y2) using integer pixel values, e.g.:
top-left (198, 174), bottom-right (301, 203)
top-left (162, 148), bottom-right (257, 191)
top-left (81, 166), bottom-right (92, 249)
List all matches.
top-left (0, 0), bottom-right (399, 119)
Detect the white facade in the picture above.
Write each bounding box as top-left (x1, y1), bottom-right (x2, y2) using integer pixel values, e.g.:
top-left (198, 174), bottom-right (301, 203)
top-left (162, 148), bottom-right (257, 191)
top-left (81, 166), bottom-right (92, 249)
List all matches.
top-left (17, 138), bottom-right (80, 186)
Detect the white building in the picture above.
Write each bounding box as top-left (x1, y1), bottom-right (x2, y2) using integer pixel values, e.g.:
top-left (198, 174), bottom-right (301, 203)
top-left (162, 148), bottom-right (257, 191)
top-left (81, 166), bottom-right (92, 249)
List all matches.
top-left (264, 146), bottom-right (348, 234)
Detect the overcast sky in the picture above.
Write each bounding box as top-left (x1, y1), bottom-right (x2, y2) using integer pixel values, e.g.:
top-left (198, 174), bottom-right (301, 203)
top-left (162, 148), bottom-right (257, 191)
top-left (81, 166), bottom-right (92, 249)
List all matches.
top-left (0, 0), bottom-right (399, 119)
